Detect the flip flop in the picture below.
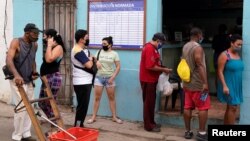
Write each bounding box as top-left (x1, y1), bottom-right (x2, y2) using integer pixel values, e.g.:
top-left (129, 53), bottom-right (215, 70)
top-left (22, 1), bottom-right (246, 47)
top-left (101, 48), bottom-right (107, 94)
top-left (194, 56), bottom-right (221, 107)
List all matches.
top-left (86, 118), bottom-right (96, 124)
top-left (112, 118), bottom-right (123, 124)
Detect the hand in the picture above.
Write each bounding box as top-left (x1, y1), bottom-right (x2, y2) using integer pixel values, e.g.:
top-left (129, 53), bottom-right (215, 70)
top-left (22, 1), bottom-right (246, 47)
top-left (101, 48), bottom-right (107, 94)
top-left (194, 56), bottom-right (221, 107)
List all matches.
top-left (47, 37), bottom-right (56, 48)
top-left (108, 77), bottom-right (114, 85)
top-left (202, 83), bottom-right (209, 92)
top-left (14, 75), bottom-right (24, 86)
top-left (96, 61), bottom-right (102, 69)
top-left (223, 85), bottom-right (230, 95)
top-left (163, 68), bottom-right (172, 74)
top-left (31, 72), bottom-right (39, 80)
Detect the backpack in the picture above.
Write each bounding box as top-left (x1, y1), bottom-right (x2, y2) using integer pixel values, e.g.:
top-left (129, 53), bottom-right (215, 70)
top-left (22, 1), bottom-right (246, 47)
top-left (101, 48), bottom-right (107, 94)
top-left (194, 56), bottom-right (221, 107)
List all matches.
top-left (177, 45), bottom-right (196, 82)
top-left (177, 58), bottom-right (191, 82)
top-left (73, 49), bottom-right (101, 86)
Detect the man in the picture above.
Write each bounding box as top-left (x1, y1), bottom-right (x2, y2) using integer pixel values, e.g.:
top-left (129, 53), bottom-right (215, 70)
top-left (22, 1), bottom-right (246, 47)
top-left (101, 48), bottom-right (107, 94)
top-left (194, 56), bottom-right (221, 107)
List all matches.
top-left (71, 29), bottom-right (93, 127)
top-left (6, 23), bottom-right (40, 141)
top-left (182, 27), bottom-right (210, 141)
top-left (139, 33), bottom-right (172, 132)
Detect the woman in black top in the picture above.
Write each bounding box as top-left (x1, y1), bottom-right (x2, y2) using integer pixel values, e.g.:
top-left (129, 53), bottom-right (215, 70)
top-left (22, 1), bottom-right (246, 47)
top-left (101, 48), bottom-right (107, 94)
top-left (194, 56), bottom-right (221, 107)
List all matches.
top-left (38, 29), bottom-right (66, 133)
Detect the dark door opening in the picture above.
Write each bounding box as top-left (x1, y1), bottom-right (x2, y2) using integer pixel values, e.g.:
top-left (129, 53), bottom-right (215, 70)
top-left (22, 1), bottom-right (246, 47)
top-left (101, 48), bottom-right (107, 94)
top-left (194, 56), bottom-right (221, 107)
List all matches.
top-left (160, 0), bottom-right (243, 119)
top-left (43, 0), bottom-right (76, 105)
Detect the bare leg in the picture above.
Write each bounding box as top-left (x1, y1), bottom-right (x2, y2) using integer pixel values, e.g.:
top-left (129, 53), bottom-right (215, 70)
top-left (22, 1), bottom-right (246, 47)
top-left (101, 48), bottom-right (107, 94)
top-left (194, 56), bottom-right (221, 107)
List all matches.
top-left (106, 86), bottom-right (118, 120)
top-left (198, 110), bottom-right (208, 132)
top-left (183, 109), bottom-right (192, 131)
top-left (224, 105), bottom-right (237, 125)
top-left (90, 86), bottom-right (104, 120)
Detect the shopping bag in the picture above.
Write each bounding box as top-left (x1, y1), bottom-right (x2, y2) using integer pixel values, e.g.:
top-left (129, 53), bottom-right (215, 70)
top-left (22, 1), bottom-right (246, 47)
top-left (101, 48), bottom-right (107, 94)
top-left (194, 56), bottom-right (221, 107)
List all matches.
top-left (157, 73), bottom-right (169, 92)
top-left (163, 80), bottom-right (173, 96)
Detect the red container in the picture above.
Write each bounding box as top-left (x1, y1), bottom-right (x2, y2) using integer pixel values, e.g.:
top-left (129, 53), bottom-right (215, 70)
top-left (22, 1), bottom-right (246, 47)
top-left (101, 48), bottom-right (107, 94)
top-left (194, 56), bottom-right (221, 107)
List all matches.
top-left (49, 127), bottom-right (99, 141)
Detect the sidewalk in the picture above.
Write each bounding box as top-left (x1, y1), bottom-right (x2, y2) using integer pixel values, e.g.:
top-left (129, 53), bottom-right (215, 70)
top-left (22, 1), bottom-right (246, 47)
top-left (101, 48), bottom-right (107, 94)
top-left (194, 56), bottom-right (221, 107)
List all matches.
top-left (0, 101), bottom-right (196, 141)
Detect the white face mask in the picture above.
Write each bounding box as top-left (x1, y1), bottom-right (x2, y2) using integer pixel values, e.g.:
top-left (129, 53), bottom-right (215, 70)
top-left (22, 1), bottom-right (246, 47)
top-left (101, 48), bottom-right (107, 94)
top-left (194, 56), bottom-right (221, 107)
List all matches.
top-left (198, 37), bottom-right (204, 44)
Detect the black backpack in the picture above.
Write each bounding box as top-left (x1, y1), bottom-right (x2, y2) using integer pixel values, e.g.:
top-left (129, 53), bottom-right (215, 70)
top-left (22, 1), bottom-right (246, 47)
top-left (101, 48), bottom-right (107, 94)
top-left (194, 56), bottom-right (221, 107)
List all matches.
top-left (73, 49), bottom-right (101, 86)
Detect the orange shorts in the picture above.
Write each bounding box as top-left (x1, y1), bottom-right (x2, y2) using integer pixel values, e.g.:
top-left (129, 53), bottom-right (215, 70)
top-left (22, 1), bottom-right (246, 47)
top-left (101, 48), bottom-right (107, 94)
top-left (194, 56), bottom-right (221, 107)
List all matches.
top-left (184, 89), bottom-right (211, 110)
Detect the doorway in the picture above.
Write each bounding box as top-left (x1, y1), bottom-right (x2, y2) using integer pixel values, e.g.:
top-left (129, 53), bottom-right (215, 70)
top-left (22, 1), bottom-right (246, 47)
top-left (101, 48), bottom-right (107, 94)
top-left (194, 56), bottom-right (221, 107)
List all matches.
top-left (160, 0), bottom-right (243, 119)
top-left (43, 0), bottom-right (76, 104)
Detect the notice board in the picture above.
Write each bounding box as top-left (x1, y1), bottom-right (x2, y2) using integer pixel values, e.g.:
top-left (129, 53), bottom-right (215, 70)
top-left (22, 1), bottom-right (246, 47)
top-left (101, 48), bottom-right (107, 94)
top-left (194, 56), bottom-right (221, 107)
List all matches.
top-left (88, 0), bottom-right (146, 49)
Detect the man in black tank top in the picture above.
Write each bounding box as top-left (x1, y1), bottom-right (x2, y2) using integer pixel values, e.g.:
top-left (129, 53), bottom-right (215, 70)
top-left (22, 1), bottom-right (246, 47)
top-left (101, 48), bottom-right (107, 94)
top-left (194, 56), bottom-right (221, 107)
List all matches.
top-left (6, 23), bottom-right (40, 141)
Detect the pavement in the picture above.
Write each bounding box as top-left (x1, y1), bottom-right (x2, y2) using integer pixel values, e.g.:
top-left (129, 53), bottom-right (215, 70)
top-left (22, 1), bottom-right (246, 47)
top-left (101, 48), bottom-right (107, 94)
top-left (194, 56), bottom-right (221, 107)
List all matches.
top-left (0, 101), bottom-right (196, 141)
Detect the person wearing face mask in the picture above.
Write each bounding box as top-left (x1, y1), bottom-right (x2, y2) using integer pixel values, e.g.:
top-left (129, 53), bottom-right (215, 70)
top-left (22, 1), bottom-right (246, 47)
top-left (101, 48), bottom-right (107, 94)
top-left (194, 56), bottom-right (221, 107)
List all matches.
top-left (87, 36), bottom-right (123, 124)
top-left (139, 33), bottom-right (172, 132)
top-left (71, 29), bottom-right (93, 127)
top-left (217, 34), bottom-right (243, 125)
top-left (181, 27), bottom-right (210, 141)
top-left (6, 23), bottom-right (41, 141)
top-left (38, 29), bottom-right (66, 135)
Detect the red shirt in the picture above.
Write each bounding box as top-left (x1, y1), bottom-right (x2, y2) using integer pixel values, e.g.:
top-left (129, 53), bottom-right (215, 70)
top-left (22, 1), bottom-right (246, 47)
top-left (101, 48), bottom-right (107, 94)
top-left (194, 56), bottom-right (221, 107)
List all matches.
top-left (139, 42), bottom-right (161, 82)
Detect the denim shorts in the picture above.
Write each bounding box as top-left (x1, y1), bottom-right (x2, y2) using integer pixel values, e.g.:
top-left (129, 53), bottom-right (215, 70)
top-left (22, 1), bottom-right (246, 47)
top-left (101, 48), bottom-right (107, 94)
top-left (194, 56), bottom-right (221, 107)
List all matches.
top-left (94, 76), bottom-right (116, 87)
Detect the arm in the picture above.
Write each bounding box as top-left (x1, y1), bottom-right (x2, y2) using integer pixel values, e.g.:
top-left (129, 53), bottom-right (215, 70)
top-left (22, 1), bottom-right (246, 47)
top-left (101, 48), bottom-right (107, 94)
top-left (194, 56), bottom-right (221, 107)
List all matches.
top-left (45, 38), bottom-right (63, 63)
top-left (6, 39), bottom-right (23, 85)
top-left (74, 50), bottom-right (93, 69)
top-left (144, 47), bottom-right (172, 74)
top-left (217, 52), bottom-right (229, 95)
top-left (148, 65), bottom-right (172, 74)
top-left (108, 61), bottom-right (120, 84)
top-left (194, 46), bottom-right (208, 91)
top-left (111, 61), bottom-right (120, 79)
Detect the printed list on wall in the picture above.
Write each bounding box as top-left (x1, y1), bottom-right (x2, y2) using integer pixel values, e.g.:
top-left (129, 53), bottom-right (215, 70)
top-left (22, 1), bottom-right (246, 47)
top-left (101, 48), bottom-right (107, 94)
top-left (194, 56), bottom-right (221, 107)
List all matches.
top-left (88, 0), bottom-right (145, 49)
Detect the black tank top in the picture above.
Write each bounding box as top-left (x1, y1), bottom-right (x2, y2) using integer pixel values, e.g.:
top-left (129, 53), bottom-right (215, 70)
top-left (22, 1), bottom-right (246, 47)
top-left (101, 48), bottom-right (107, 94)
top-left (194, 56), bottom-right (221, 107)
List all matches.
top-left (40, 51), bottom-right (62, 76)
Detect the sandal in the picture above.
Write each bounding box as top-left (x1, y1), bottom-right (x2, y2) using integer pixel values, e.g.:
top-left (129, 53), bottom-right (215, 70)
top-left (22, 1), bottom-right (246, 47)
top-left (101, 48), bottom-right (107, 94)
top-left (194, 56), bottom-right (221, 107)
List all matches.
top-left (86, 118), bottom-right (96, 124)
top-left (112, 118), bottom-right (123, 124)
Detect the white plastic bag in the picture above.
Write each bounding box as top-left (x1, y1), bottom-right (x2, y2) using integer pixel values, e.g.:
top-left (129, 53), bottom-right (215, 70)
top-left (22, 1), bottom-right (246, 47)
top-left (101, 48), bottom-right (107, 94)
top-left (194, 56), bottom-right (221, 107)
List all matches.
top-left (163, 81), bottom-right (173, 96)
top-left (157, 73), bottom-right (169, 92)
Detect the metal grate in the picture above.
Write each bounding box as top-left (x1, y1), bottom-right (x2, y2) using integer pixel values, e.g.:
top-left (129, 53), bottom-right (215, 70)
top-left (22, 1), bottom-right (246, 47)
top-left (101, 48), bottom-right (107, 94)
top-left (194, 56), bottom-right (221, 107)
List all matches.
top-left (43, 0), bottom-right (76, 104)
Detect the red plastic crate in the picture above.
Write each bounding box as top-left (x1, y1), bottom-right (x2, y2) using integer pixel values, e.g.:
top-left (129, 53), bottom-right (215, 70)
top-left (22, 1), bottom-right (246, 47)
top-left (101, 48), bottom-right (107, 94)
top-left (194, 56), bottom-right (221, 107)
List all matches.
top-left (49, 127), bottom-right (99, 141)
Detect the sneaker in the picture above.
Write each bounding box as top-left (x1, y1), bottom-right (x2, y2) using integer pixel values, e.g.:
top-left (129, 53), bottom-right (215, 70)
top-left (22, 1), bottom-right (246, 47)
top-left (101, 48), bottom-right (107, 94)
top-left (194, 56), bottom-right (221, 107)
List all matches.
top-left (184, 131), bottom-right (193, 139)
top-left (196, 132), bottom-right (208, 141)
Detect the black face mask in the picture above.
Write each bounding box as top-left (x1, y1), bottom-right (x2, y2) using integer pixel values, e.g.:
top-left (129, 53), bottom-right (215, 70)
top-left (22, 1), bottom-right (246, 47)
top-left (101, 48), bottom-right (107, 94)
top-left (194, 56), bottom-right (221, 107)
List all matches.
top-left (85, 39), bottom-right (89, 46)
top-left (102, 45), bottom-right (109, 51)
top-left (29, 36), bottom-right (38, 42)
top-left (43, 39), bottom-right (47, 45)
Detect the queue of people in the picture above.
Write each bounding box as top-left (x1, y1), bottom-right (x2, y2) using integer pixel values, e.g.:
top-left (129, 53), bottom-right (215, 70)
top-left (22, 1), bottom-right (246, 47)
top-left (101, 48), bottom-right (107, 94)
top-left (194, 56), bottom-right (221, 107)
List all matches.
top-left (4, 23), bottom-right (244, 141)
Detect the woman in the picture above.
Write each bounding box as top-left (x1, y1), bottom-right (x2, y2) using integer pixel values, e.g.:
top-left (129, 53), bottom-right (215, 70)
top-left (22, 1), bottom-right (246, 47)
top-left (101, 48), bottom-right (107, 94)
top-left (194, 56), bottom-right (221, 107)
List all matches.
top-left (87, 36), bottom-right (122, 124)
top-left (38, 29), bottom-right (66, 126)
top-left (217, 34), bottom-right (243, 125)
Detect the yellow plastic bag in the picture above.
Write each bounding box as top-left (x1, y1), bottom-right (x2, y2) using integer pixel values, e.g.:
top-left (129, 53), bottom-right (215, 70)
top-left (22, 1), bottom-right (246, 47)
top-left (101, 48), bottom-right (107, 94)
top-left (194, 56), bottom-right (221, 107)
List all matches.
top-left (177, 59), bottom-right (191, 82)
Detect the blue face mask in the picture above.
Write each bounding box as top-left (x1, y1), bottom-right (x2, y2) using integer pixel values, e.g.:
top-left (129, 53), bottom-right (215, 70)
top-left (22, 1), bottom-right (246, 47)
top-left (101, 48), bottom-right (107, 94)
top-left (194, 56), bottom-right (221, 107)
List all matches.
top-left (158, 42), bottom-right (163, 49)
top-left (233, 46), bottom-right (241, 52)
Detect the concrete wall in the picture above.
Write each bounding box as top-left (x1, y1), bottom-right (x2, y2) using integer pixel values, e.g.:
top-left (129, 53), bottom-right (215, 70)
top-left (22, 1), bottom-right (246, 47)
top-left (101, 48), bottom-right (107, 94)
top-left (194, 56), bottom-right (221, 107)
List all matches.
top-left (0, 0), bottom-right (13, 103)
top-left (11, 0), bottom-right (43, 102)
top-left (76, 0), bottom-right (163, 121)
top-left (240, 0), bottom-right (250, 124)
